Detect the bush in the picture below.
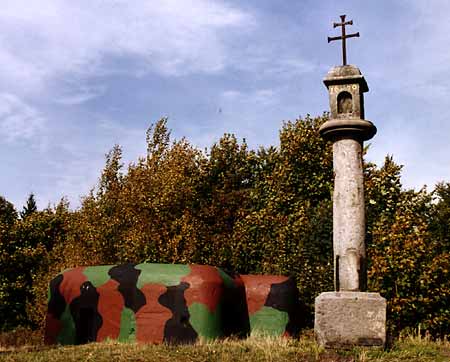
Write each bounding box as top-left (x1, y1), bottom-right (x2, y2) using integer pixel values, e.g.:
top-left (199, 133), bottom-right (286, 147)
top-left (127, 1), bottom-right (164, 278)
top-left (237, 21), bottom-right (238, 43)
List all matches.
top-left (1, 116), bottom-right (449, 338)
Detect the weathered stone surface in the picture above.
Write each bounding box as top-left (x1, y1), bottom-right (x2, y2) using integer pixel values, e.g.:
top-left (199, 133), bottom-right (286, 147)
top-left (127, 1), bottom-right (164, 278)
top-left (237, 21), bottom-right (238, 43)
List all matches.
top-left (323, 65), bottom-right (368, 121)
top-left (324, 65), bottom-right (367, 88)
top-left (315, 292), bottom-right (386, 348)
top-left (333, 138), bottom-right (365, 292)
top-left (319, 118), bottom-right (376, 141)
top-left (316, 59), bottom-right (386, 349)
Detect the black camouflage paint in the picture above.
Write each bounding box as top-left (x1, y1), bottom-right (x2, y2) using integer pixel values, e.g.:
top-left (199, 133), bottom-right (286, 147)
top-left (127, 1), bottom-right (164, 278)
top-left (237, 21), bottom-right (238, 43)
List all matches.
top-left (45, 264), bottom-right (304, 345)
top-left (109, 263), bottom-right (146, 313)
top-left (265, 278), bottom-right (304, 336)
top-left (70, 281), bottom-right (102, 344)
top-left (47, 274), bottom-right (66, 319)
top-left (158, 282), bottom-right (198, 344)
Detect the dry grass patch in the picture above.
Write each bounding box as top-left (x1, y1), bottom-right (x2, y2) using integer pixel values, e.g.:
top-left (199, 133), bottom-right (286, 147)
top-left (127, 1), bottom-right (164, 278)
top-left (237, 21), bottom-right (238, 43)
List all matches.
top-left (0, 330), bottom-right (449, 362)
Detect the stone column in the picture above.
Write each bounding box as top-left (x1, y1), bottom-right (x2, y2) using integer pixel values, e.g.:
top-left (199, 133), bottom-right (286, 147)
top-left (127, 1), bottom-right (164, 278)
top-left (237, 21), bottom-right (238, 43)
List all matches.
top-left (333, 138), bottom-right (365, 292)
top-left (314, 65), bottom-right (386, 348)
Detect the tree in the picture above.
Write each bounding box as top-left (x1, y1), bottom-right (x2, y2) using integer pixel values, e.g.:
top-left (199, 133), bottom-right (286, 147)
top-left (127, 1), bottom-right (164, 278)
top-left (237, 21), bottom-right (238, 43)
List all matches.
top-left (20, 193), bottom-right (37, 219)
top-left (0, 195), bottom-right (17, 227)
top-left (230, 114), bottom-right (334, 323)
top-left (5, 116), bottom-right (449, 338)
top-left (429, 182), bottom-right (450, 253)
top-left (365, 158), bottom-right (450, 337)
top-left (0, 194), bottom-right (71, 330)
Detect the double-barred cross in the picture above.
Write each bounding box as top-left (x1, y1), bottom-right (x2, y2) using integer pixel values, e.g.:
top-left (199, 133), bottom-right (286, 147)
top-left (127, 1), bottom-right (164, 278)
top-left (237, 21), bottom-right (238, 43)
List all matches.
top-left (328, 15), bottom-right (359, 66)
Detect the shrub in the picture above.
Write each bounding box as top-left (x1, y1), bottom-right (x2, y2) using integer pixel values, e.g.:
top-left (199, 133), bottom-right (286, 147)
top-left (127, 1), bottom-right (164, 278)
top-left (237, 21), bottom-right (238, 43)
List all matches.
top-left (1, 116), bottom-right (449, 338)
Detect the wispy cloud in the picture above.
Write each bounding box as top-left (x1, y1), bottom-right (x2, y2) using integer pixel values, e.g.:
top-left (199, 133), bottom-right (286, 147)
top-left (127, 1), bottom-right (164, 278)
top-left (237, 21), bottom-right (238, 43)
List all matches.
top-left (0, 0), bottom-right (254, 94)
top-left (55, 85), bottom-right (107, 106)
top-left (0, 93), bottom-right (45, 143)
top-left (0, 0), bottom-right (257, 208)
top-left (1, 0), bottom-right (449, 210)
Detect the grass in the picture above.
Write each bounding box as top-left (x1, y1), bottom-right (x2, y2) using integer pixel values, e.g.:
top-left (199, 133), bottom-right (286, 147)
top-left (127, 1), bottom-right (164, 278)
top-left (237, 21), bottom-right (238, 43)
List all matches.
top-left (0, 330), bottom-right (449, 362)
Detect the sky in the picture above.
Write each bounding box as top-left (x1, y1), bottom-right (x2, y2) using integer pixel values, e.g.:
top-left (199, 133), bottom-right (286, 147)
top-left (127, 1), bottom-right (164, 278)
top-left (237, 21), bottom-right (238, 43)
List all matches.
top-left (0, 0), bottom-right (449, 210)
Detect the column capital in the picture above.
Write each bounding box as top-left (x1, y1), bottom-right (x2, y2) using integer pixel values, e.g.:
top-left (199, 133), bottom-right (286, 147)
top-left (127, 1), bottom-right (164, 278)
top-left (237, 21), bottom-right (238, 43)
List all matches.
top-left (319, 118), bottom-right (376, 142)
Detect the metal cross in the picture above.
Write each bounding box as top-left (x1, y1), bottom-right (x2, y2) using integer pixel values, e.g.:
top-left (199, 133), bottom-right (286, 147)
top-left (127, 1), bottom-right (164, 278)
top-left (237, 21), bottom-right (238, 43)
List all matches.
top-left (328, 15), bottom-right (360, 66)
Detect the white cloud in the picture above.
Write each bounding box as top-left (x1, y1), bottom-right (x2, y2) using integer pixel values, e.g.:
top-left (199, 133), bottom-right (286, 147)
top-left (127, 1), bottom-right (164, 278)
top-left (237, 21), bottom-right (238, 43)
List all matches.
top-left (55, 84), bottom-right (106, 105)
top-left (0, 0), bottom-right (253, 94)
top-left (221, 90), bottom-right (241, 100)
top-left (0, 0), bottom-right (257, 205)
top-left (33, 117), bottom-right (149, 209)
top-left (3, 0), bottom-right (449, 209)
top-left (0, 93), bottom-right (45, 143)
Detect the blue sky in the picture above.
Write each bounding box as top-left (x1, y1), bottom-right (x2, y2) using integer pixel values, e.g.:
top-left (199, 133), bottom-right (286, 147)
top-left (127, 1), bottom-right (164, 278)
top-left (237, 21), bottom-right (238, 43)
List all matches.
top-left (1, 0), bottom-right (449, 209)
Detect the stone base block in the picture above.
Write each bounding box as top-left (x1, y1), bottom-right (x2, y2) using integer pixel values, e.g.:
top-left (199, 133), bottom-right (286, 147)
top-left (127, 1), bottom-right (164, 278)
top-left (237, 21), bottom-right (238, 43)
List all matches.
top-left (314, 292), bottom-right (386, 348)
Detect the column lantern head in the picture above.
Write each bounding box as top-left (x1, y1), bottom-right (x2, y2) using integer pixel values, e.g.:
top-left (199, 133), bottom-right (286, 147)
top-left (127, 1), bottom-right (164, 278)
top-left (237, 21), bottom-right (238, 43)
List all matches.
top-left (324, 65), bottom-right (368, 120)
top-left (320, 65), bottom-right (376, 142)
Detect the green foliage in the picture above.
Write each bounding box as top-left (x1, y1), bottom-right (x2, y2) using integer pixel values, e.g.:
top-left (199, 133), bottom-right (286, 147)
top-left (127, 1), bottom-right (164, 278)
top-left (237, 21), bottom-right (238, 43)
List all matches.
top-left (0, 200), bottom-right (70, 331)
top-left (20, 194), bottom-right (37, 219)
top-left (0, 197), bottom-right (19, 330)
top-left (230, 115), bottom-right (334, 318)
top-left (0, 196), bottom-right (17, 227)
top-left (1, 116), bottom-right (449, 338)
top-left (365, 159), bottom-right (449, 337)
top-left (429, 182), bottom-right (450, 253)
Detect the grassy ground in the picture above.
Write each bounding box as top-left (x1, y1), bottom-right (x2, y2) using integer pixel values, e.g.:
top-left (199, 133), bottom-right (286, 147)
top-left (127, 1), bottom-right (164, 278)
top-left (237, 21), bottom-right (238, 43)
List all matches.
top-left (0, 331), bottom-right (449, 362)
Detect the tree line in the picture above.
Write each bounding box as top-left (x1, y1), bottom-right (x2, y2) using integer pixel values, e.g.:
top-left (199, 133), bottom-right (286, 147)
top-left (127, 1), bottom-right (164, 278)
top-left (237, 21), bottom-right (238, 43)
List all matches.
top-left (0, 115), bottom-right (449, 337)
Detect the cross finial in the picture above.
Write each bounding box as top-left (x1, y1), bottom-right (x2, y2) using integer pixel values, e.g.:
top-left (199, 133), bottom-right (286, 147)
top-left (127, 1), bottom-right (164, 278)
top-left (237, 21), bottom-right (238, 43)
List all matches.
top-left (328, 15), bottom-right (360, 66)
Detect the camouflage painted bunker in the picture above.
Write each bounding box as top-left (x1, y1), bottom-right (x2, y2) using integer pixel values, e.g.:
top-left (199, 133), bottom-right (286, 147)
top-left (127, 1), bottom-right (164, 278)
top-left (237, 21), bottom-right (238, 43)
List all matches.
top-left (240, 275), bottom-right (302, 337)
top-left (45, 263), bottom-right (302, 345)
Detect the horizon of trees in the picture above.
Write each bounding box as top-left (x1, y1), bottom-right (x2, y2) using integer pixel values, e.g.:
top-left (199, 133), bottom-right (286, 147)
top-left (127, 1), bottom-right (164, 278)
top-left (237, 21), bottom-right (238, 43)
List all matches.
top-left (0, 115), bottom-right (449, 338)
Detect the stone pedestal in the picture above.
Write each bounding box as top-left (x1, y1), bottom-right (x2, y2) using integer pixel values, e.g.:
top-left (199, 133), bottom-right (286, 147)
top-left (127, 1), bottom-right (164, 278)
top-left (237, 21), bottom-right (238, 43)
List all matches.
top-left (315, 292), bottom-right (386, 348)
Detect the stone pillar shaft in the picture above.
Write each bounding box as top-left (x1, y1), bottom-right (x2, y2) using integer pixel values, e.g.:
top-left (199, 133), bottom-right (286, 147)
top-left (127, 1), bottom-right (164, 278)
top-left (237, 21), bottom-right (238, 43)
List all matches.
top-left (333, 138), bottom-right (365, 291)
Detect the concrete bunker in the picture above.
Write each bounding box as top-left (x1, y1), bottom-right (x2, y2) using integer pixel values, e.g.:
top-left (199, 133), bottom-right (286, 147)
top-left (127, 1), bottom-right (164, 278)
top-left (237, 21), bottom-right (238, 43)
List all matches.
top-left (45, 263), bottom-right (250, 345)
top-left (44, 263), bottom-right (303, 345)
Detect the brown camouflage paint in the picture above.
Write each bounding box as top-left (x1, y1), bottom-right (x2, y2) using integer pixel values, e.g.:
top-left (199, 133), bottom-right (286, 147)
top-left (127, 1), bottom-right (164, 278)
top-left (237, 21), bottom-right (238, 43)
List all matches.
top-left (182, 265), bottom-right (223, 312)
top-left (240, 275), bottom-right (303, 337)
top-left (240, 275), bottom-right (289, 314)
top-left (45, 264), bottom-right (302, 345)
top-left (136, 283), bottom-right (170, 343)
top-left (96, 279), bottom-right (124, 341)
top-left (59, 267), bottom-right (87, 305)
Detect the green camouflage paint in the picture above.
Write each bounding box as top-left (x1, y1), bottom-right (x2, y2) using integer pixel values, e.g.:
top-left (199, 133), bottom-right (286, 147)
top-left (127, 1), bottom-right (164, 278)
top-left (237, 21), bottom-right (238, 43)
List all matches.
top-left (249, 306), bottom-right (289, 336)
top-left (58, 304), bottom-right (76, 345)
top-left (217, 268), bottom-right (236, 289)
top-left (188, 303), bottom-right (222, 339)
top-left (240, 275), bottom-right (302, 337)
top-left (118, 307), bottom-right (136, 342)
top-left (83, 265), bottom-right (115, 287)
top-left (45, 263), bottom-right (299, 345)
top-left (135, 263), bottom-right (191, 288)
